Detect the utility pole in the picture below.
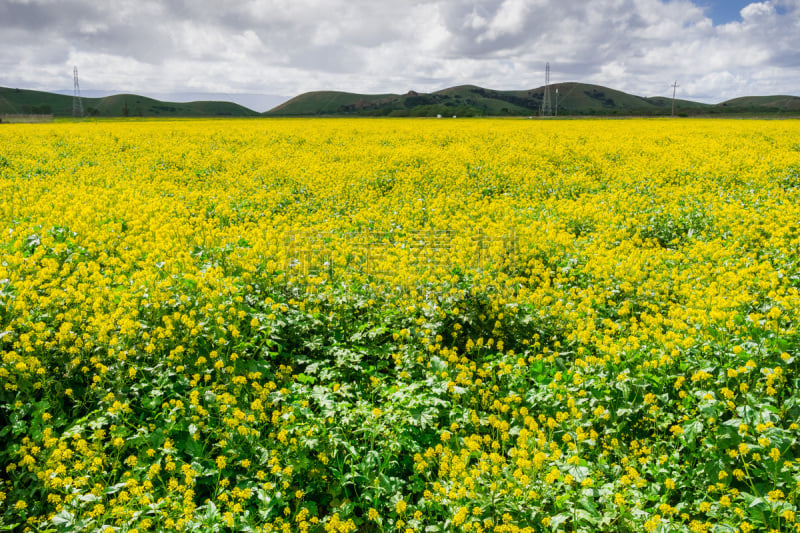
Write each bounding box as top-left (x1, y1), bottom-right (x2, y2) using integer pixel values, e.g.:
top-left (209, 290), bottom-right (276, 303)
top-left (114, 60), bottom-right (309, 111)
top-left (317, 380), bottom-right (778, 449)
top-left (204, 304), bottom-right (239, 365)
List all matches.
top-left (671, 80), bottom-right (679, 117)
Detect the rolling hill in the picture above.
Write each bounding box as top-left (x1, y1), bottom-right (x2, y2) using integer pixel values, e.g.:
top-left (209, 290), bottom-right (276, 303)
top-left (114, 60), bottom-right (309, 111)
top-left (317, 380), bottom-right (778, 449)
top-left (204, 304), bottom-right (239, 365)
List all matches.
top-left (0, 87), bottom-right (259, 118)
top-left (717, 95), bottom-right (800, 112)
top-left (266, 83), bottom-right (800, 117)
top-left (3, 84), bottom-right (799, 119)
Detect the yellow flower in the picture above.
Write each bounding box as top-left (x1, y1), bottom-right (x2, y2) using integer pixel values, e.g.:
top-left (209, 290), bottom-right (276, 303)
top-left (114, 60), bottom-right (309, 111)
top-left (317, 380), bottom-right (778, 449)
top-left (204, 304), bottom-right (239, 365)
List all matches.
top-left (738, 443), bottom-right (749, 456)
top-left (769, 447), bottom-right (780, 461)
top-left (767, 489), bottom-right (785, 503)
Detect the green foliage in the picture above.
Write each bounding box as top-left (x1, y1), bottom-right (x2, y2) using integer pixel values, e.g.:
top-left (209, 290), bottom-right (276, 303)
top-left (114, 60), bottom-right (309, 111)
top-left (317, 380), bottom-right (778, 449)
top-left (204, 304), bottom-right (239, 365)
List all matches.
top-left (2, 118), bottom-right (800, 532)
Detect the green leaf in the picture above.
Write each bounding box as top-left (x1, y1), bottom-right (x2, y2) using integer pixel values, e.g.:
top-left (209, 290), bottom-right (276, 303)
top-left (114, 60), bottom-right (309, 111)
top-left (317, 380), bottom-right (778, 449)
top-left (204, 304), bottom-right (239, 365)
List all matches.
top-left (578, 495), bottom-right (599, 514)
top-left (573, 509), bottom-right (598, 526)
top-left (202, 501), bottom-right (220, 521)
top-left (683, 420), bottom-right (703, 451)
top-left (566, 465), bottom-right (590, 483)
top-left (550, 513), bottom-right (569, 530)
top-left (296, 373), bottom-right (316, 384)
top-left (51, 511), bottom-right (74, 527)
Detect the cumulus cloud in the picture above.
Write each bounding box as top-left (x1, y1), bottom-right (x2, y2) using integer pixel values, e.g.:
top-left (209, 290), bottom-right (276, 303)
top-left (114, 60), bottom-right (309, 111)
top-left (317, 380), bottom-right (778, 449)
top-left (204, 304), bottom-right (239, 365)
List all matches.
top-left (1, 0), bottom-right (799, 102)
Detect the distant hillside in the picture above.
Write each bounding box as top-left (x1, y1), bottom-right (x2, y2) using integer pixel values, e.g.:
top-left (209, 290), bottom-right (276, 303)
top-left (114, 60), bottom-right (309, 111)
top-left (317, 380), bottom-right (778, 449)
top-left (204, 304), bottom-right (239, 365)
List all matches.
top-left (718, 95), bottom-right (800, 112)
top-left (3, 84), bottom-right (799, 119)
top-left (265, 83), bottom-right (800, 117)
top-left (0, 87), bottom-right (259, 117)
top-left (267, 90), bottom-right (400, 116)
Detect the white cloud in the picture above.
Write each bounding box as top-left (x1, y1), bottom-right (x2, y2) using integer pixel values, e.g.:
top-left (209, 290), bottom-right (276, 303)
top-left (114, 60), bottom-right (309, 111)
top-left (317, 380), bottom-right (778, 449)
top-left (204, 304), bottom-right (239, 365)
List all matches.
top-left (0, 0), bottom-right (798, 103)
top-left (483, 0), bottom-right (530, 40)
top-left (740, 1), bottom-right (774, 19)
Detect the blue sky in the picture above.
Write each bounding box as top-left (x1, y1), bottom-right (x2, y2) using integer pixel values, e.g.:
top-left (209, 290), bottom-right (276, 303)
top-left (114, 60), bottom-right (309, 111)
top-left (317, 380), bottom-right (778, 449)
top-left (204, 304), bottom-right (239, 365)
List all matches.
top-left (1, 0), bottom-right (799, 109)
top-left (702, 0), bottom-right (789, 23)
top-left (703, 0), bottom-right (758, 24)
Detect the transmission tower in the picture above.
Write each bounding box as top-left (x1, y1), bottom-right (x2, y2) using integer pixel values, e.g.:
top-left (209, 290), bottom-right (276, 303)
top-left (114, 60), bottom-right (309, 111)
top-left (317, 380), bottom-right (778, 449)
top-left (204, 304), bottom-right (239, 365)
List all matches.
top-left (73, 66), bottom-right (84, 118)
top-left (541, 63), bottom-right (553, 116)
top-left (670, 80), bottom-right (679, 117)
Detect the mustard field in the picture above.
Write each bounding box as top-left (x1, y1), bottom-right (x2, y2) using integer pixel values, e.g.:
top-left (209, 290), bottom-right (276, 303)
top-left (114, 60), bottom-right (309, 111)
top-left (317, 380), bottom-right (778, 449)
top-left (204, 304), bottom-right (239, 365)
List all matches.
top-left (1, 118), bottom-right (800, 532)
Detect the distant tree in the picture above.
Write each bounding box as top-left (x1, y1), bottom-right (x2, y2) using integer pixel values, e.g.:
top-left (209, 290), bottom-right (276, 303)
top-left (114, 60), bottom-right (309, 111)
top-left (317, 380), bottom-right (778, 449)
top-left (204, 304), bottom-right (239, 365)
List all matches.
top-left (123, 101), bottom-right (129, 117)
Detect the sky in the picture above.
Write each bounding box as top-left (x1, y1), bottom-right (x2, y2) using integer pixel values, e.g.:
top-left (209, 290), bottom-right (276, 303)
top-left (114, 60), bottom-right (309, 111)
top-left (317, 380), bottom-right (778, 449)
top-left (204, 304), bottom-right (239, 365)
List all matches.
top-left (1, 0), bottom-right (799, 111)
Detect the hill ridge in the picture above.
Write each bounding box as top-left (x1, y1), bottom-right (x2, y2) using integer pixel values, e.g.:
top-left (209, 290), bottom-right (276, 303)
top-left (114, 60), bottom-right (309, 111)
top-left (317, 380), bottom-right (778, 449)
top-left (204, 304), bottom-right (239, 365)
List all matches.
top-left (3, 84), bottom-right (799, 118)
top-left (265, 82), bottom-right (800, 117)
top-left (0, 87), bottom-right (259, 118)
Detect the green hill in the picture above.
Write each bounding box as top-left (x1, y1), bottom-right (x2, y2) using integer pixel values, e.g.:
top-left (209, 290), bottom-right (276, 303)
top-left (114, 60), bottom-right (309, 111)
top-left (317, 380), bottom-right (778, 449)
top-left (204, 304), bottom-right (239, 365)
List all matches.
top-left (266, 83), bottom-right (800, 117)
top-left (3, 84), bottom-right (799, 119)
top-left (718, 95), bottom-right (800, 112)
top-left (643, 96), bottom-right (712, 109)
top-left (264, 82), bottom-right (726, 117)
top-left (0, 87), bottom-right (259, 118)
top-left (267, 90), bottom-right (400, 115)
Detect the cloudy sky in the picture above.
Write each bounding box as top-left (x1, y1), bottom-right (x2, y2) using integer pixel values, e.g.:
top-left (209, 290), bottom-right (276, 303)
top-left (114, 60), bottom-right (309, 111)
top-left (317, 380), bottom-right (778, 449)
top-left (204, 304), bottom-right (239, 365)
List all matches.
top-left (2, 0), bottom-right (799, 110)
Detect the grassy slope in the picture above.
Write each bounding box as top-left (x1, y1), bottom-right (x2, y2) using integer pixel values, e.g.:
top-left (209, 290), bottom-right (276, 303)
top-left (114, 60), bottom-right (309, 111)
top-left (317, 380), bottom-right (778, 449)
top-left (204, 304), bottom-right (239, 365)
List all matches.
top-left (265, 82), bottom-right (726, 116)
top-left (719, 95), bottom-right (800, 111)
top-left (644, 96), bottom-right (713, 109)
top-left (507, 82), bottom-right (663, 112)
top-left (268, 91), bottom-right (400, 115)
top-left (431, 85), bottom-right (533, 115)
top-left (4, 85), bottom-right (799, 118)
top-left (0, 87), bottom-right (74, 115)
top-left (0, 87), bottom-right (259, 117)
top-left (89, 94), bottom-right (258, 117)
